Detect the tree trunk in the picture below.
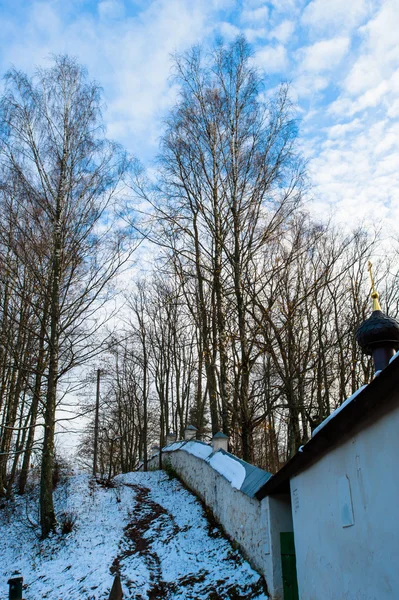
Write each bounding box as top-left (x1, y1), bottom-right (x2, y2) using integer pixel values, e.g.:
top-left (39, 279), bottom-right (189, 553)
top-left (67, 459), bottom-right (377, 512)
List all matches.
top-left (40, 199), bottom-right (62, 537)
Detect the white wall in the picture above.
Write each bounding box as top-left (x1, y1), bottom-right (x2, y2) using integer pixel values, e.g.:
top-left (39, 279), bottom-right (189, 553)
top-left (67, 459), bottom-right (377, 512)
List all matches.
top-left (291, 402), bottom-right (399, 600)
top-left (158, 446), bottom-right (292, 600)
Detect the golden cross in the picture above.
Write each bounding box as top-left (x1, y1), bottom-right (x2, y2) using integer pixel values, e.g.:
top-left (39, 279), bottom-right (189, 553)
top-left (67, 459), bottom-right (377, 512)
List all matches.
top-left (367, 260), bottom-right (381, 311)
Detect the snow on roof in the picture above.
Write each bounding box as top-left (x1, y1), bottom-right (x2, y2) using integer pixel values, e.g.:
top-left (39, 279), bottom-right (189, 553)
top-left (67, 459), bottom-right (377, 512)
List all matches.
top-left (161, 440), bottom-right (271, 497)
top-left (390, 350), bottom-right (399, 363)
top-left (163, 441), bottom-right (186, 452)
top-left (207, 451), bottom-right (246, 489)
top-left (183, 440), bottom-right (213, 460)
top-left (312, 384), bottom-right (368, 437)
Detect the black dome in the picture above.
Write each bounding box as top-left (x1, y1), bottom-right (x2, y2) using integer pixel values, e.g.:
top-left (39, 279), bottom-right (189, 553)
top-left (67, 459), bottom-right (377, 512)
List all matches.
top-left (356, 310), bottom-right (399, 355)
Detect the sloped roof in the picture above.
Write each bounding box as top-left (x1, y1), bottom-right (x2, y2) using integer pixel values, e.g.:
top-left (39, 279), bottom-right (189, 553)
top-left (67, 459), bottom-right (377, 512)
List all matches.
top-left (221, 450), bottom-right (272, 497)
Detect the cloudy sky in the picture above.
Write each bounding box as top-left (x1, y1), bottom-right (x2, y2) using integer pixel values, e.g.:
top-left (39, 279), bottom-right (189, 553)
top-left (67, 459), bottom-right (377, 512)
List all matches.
top-left (1, 0), bottom-right (399, 231)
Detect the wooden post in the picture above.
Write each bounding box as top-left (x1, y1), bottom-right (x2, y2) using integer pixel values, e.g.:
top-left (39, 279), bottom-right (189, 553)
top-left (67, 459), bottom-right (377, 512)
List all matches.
top-left (93, 369), bottom-right (101, 477)
top-left (108, 574), bottom-right (123, 600)
top-left (8, 577), bottom-right (23, 600)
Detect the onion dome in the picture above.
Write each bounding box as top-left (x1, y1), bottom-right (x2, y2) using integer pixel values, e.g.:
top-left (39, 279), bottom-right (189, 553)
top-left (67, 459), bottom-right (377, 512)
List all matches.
top-left (356, 261), bottom-right (399, 370)
top-left (356, 310), bottom-right (399, 355)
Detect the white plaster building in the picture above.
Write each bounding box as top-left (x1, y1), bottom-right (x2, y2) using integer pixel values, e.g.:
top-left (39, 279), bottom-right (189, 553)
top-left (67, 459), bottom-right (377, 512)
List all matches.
top-left (256, 285), bottom-right (399, 599)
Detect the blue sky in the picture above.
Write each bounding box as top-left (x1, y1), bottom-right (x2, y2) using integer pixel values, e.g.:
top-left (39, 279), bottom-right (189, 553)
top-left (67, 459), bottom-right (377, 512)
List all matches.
top-left (1, 0), bottom-right (399, 229)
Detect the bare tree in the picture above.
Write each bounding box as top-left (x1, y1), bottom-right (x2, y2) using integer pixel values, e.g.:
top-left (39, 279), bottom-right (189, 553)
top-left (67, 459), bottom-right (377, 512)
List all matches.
top-left (0, 55), bottom-right (136, 536)
top-left (152, 37), bottom-right (305, 459)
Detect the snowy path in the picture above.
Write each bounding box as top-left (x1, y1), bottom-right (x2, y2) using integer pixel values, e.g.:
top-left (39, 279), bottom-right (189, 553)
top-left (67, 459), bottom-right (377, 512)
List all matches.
top-left (0, 471), bottom-right (268, 599)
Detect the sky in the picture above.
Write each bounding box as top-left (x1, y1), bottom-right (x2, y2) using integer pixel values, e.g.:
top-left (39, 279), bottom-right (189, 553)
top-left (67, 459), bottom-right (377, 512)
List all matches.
top-left (1, 0), bottom-right (399, 233)
top-left (1, 0), bottom-right (397, 455)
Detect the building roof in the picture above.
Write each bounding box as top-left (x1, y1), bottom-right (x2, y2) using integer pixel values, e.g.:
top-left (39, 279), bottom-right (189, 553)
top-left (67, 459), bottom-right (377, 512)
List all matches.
top-left (255, 354), bottom-right (399, 499)
top-left (162, 439), bottom-right (272, 498)
top-left (212, 432), bottom-right (228, 439)
top-left (224, 451), bottom-right (272, 497)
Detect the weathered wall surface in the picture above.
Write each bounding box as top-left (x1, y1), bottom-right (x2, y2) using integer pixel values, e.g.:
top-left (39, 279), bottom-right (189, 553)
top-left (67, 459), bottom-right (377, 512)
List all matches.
top-left (291, 400), bottom-right (399, 600)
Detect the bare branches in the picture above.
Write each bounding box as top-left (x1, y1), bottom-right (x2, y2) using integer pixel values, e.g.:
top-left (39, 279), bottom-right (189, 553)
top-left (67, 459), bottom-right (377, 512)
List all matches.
top-left (0, 55), bottom-right (138, 536)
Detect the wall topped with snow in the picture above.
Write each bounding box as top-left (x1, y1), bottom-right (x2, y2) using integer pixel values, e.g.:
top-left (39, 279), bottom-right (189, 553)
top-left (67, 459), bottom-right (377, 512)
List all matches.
top-left (146, 441), bottom-right (289, 599)
top-left (160, 440), bottom-right (270, 497)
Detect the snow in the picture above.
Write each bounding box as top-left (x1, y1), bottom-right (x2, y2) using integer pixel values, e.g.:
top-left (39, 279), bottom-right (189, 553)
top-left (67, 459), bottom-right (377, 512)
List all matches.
top-left (163, 441), bottom-right (246, 490)
top-left (182, 440), bottom-right (213, 460)
top-left (389, 350), bottom-right (399, 363)
top-left (0, 470), bottom-right (268, 599)
top-left (207, 452), bottom-right (246, 490)
top-left (162, 441), bottom-right (185, 453)
top-left (312, 385), bottom-right (368, 438)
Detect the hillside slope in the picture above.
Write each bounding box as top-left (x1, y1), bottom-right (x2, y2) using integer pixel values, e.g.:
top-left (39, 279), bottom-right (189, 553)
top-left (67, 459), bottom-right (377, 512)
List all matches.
top-left (0, 471), bottom-right (268, 599)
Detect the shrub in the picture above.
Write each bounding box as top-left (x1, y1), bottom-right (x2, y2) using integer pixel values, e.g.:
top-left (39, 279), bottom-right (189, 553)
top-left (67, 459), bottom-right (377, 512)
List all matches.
top-left (58, 511), bottom-right (77, 535)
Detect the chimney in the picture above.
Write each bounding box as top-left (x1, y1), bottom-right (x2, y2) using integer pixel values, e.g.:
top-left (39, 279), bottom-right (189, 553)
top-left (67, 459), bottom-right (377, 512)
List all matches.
top-left (356, 261), bottom-right (399, 371)
top-left (212, 432), bottom-right (229, 452)
top-left (166, 432), bottom-right (176, 446)
top-left (184, 425), bottom-right (197, 441)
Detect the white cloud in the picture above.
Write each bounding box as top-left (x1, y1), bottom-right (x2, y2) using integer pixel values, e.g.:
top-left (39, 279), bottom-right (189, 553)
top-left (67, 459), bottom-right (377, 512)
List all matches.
top-left (343, 54), bottom-right (381, 97)
top-left (302, 0), bottom-right (370, 34)
top-left (269, 20), bottom-right (295, 44)
top-left (218, 21), bottom-right (241, 40)
top-left (326, 119), bottom-right (362, 139)
top-left (243, 27), bottom-right (267, 42)
top-left (342, 0), bottom-right (399, 102)
top-left (242, 0), bottom-right (268, 7)
top-left (293, 74), bottom-right (328, 98)
top-left (241, 5), bottom-right (269, 24)
top-left (387, 98), bottom-right (399, 119)
top-left (330, 69), bottom-right (399, 118)
top-left (297, 36), bottom-right (350, 73)
top-left (308, 116), bottom-right (399, 230)
top-left (255, 44), bottom-right (288, 73)
top-left (98, 1), bottom-right (125, 20)
top-left (268, 0), bottom-right (302, 14)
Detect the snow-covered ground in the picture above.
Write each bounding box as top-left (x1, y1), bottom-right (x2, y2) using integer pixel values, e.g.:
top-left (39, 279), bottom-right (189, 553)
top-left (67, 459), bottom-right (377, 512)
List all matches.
top-left (0, 470), bottom-right (268, 599)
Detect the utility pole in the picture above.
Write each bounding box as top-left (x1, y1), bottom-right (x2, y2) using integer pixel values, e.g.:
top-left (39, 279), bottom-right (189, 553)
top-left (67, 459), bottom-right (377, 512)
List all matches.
top-left (93, 369), bottom-right (101, 477)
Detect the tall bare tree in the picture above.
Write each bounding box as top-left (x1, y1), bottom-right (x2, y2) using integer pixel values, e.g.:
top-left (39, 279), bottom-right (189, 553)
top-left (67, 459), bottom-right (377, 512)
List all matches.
top-left (153, 37), bottom-right (304, 459)
top-left (0, 56), bottom-right (135, 536)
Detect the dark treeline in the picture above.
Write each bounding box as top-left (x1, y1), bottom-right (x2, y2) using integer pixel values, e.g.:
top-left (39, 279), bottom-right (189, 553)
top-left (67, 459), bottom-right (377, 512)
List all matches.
top-left (1, 38), bottom-right (398, 536)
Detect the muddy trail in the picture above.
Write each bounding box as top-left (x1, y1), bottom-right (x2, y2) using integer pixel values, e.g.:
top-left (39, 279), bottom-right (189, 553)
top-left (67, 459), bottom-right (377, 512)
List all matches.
top-left (110, 481), bottom-right (268, 599)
